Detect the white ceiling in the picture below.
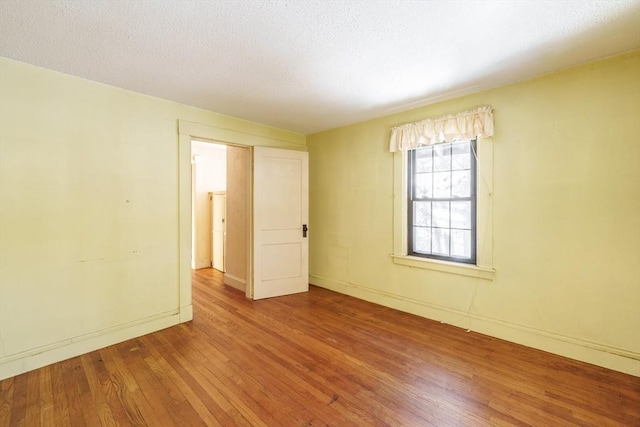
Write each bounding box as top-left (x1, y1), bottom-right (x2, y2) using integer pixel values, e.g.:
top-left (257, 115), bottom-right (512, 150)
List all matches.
top-left (1, 1), bottom-right (639, 134)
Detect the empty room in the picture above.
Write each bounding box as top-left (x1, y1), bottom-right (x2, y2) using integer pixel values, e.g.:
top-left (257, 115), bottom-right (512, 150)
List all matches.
top-left (1, 1), bottom-right (639, 426)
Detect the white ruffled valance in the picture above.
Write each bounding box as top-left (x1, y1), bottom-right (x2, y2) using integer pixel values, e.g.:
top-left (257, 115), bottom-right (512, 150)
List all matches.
top-left (389, 106), bottom-right (494, 152)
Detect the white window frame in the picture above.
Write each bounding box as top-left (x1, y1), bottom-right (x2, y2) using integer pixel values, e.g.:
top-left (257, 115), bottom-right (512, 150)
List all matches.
top-left (392, 137), bottom-right (495, 280)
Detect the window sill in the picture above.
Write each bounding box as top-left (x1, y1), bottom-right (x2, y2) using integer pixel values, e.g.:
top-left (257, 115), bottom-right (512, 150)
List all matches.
top-left (391, 255), bottom-right (495, 280)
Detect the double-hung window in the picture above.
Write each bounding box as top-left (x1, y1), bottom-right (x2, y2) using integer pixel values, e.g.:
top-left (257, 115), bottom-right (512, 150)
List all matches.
top-left (407, 140), bottom-right (476, 264)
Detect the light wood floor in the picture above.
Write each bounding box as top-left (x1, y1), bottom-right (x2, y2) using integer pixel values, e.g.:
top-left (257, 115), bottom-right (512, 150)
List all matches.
top-left (1, 268), bottom-right (639, 426)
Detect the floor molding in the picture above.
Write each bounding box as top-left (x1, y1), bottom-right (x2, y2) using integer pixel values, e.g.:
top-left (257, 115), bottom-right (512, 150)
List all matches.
top-left (309, 274), bottom-right (640, 376)
top-left (223, 273), bottom-right (246, 292)
top-left (0, 311), bottom-right (181, 380)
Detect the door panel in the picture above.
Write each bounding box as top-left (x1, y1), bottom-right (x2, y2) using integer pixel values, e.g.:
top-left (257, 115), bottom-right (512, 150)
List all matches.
top-left (253, 147), bottom-right (308, 300)
top-left (262, 243), bottom-right (302, 280)
top-left (260, 157), bottom-right (303, 229)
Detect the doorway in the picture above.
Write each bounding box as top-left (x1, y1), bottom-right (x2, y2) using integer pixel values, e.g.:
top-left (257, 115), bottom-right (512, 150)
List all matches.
top-left (190, 139), bottom-right (250, 293)
top-left (178, 120), bottom-right (309, 319)
top-left (191, 141), bottom-right (226, 270)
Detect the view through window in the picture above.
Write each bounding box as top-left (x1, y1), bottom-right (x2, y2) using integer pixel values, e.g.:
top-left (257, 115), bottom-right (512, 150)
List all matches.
top-left (407, 139), bottom-right (477, 263)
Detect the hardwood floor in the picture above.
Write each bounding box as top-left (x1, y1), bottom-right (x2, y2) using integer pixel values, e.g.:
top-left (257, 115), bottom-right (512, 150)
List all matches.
top-left (2, 268), bottom-right (639, 426)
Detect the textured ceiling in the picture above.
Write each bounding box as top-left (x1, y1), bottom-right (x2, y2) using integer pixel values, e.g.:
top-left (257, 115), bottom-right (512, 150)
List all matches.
top-left (1, 1), bottom-right (639, 134)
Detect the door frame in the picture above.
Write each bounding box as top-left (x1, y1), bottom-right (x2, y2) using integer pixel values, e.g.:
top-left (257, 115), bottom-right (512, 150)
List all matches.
top-left (177, 120), bottom-right (306, 321)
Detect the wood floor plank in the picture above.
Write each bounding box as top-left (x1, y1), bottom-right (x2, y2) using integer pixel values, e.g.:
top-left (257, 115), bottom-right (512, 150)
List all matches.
top-left (48, 362), bottom-right (71, 427)
top-left (145, 332), bottom-right (240, 426)
top-left (133, 339), bottom-right (208, 427)
top-left (6, 372), bottom-right (27, 427)
top-left (194, 294), bottom-right (396, 426)
top-left (58, 358), bottom-right (91, 427)
top-left (153, 331), bottom-right (258, 427)
top-left (201, 289), bottom-right (474, 425)
top-left (171, 331), bottom-right (302, 426)
top-left (100, 344), bottom-right (168, 426)
top-left (137, 335), bottom-right (224, 427)
top-left (189, 301), bottom-right (380, 425)
top-left (67, 356), bottom-right (103, 426)
top-left (1, 267), bottom-right (639, 426)
top-left (0, 377), bottom-right (13, 427)
top-left (88, 349), bottom-right (132, 426)
top-left (79, 353), bottom-right (118, 426)
top-left (23, 370), bottom-right (40, 427)
top-left (115, 340), bottom-right (184, 426)
top-left (37, 365), bottom-right (55, 426)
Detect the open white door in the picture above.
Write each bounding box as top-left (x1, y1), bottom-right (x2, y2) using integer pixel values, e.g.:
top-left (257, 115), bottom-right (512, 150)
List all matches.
top-left (253, 147), bottom-right (309, 300)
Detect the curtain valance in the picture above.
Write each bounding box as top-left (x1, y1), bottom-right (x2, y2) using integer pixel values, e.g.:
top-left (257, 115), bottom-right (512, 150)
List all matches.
top-left (389, 106), bottom-right (493, 152)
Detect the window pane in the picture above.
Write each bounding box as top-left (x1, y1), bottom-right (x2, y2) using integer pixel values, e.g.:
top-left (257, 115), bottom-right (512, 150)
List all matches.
top-left (451, 229), bottom-right (471, 258)
top-left (451, 170), bottom-right (470, 198)
top-left (414, 173), bottom-right (432, 198)
top-left (433, 171), bottom-right (451, 198)
top-left (413, 227), bottom-right (431, 253)
top-left (413, 202), bottom-right (431, 226)
top-left (433, 144), bottom-right (451, 171)
top-left (432, 228), bottom-right (450, 256)
top-left (408, 140), bottom-right (476, 264)
top-left (432, 201), bottom-right (449, 228)
top-left (415, 147), bottom-right (432, 173)
top-left (451, 142), bottom-right (471, 170)
top-left (451, 201), bottom-right (471, 229)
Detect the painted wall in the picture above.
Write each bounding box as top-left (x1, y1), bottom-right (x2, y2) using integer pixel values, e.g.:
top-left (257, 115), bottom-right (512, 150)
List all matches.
top-left (307, 51), bottom-right (640, 375)
top-left (224, 146), bottom-right (250, 292)
top-left (0, 57), bottom-right (305, 379)
top-left (191, 141), bottom-right (226, 269)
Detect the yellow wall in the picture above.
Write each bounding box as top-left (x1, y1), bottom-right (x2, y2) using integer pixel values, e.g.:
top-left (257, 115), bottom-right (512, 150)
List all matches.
top-left (307, 51), bottom-right (640, 375)
top-left (0, 57), bottom-right (304, 379)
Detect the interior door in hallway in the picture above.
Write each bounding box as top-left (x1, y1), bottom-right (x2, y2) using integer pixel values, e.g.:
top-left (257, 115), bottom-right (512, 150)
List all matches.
top-left (211, 192), bottom-right (226, 272)
top-left (253, 146), bottom-right (309, 299)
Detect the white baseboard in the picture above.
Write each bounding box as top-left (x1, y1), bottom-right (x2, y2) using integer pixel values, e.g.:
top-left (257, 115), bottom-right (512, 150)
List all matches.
top-left (0, 310), bottom-right (184, 380)
top-left (224, 273), bottom-right (246, 292)
top-left (180, 304), bottom-right (193, 322)
top-left (309, 274), bottom-right (640, 376)
top-left (194, 260), bottom-right (211, 270)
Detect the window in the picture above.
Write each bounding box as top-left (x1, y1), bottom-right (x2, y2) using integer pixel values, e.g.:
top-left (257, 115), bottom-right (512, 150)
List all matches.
top-left (408, 140), bottom-right (476, 263)
top-left (392, 138), bottom-right (494, 280)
